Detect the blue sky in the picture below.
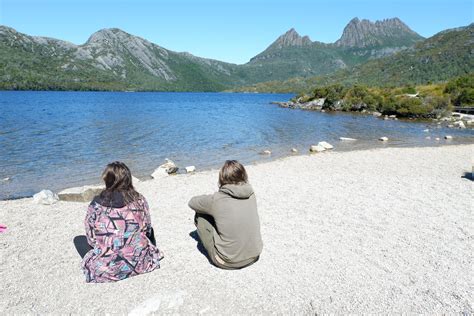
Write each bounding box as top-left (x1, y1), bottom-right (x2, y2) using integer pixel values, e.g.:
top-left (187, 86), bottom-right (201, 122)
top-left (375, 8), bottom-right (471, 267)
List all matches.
top-left (1, 0), bottom-right (472, 64)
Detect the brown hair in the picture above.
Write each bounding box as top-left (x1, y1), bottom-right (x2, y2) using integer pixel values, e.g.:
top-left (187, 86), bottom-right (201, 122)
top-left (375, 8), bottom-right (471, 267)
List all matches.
top-left (218, 160), bottom-right (248, 187)
top-left (100, 161), bottom-right (140, 204)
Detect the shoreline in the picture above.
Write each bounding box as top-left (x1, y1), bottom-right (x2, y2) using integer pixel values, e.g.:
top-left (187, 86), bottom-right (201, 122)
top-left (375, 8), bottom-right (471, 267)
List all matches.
top-left (2, 142), bottom-right (473, 202)
top-left (0, 145), bottom-right (473, 313)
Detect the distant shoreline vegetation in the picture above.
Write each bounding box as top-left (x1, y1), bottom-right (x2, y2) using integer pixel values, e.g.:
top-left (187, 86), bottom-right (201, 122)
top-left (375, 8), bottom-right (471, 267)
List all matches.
top-left (273, 74), bottom-right (474, 119)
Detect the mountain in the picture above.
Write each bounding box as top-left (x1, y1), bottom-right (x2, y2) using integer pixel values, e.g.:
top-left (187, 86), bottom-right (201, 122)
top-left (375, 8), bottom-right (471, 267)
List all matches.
top-left (0, 26), bottom-right (239, 91)
top-left (335, 17), bottom-right (423, 48)
top-left (241, 17), bottom-right (424, 83)
top-left (232, 24), bottom-right (474, 93)
top-left (1, 19), bottom-right (470, 92)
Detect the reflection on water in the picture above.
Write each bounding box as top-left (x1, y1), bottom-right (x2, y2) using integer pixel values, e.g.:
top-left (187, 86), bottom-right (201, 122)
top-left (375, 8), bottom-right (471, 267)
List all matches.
top-left (0, 91), bottom-right (473, 199)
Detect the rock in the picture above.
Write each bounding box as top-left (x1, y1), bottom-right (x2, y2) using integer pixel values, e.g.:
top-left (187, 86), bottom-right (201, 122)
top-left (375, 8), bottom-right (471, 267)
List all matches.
top-left (389, 115), bottom-right (397, 119)
top-left (339, 137), bottom-right (357, 141)
top-left (383, 115), bottom-right (389, 120)
top-left (318, 141), bottom-right (334, 149)
top-left (435, 137), bottom-right (440, 141)
top-left (466, 120), bottom-right (474, 126)
top-left (444, 135), bottom-right (453, 140)
top-left (33, 190), bottom-right (59, 205)
top-left (372, 111), bottom-right (382, 117)
top-left (261, 150), bottom-right (272, 155)
top-left (448, 124), bottom-right (454, 128)
top-left (458, 121), bottom-right (466, 129)
top-left (321, 109), bottom-right (326, 113)
top-left (423, 129), bottom-right (429, 132)
top-left (185, 166), bottom-right (196, 173)
top-left (58, 185), bottom-right (104, 202)
top-left (379, 137), bottom-right (389, 141)
top-left (310, 145), bottom-right (326, 153)
top-left (291, 148), bottom-right (298, 153)
top-left (132, 176), bottom-right (141, 183)
top-left (151, 159), bottom-right (178, 178)
top-left (1, 177), bottom-right (10, 182)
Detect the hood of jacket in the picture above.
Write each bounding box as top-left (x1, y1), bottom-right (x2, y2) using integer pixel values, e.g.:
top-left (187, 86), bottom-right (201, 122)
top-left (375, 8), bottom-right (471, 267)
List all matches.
top-left (219, 183), bottom-right (254, 199)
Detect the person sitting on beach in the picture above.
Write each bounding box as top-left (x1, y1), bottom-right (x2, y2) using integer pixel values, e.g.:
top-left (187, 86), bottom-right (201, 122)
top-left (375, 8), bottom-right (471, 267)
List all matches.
top-left (188, 160), bottom-right (263, 269)
top-left (79, 161), bottom-right (164, 283)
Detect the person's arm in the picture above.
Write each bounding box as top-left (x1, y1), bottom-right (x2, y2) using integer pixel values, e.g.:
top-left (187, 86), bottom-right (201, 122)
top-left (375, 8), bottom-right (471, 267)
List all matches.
top-left (188, 194), bottom-right (214, 215)
top-left (84, 204), bottom-right (96, 247)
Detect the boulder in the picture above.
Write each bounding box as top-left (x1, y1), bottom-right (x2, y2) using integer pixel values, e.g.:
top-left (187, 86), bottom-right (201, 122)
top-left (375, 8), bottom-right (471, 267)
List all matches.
top-left (132, 176), bottom-right (141, 184)
top-left (389, 115), bottom-right (397, 119)
top-left (339, 137), bottom-right (357, 141)
top-left (466, 120), bottom-right (474, 126)
top-left (185, 166), bottom-right (196, 173)
top-left (310, 145), bottom-right (326, 153)
top-left (435, 137), bottom-right (440, 141)
top-left (58, 185), bottom-right (104, 202)
top-left (444, 135), bottom-right (453, 140)
top-left (33, 190), bottom-right (59, 205)
top-left (151, 159), bottom-right (178, 178)
top-left (261, 150), bottom-right (272, 155)
top-left (318, 141), bottom-right (334, 150)
top-left (379, 137), bottom-right (389, 142)
top-left (291, 148), bottom-right (298, 153)
top-left (383, 115), bottom-right (389, 120)
top-left (458, 121), bottom-right (466, 129)
top-left (372, 112), bottom-right (382, 117)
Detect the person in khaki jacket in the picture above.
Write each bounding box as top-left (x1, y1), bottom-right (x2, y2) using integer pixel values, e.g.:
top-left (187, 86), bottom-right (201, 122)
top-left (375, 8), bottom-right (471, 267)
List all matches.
top-left (188, 160), bottom-right (263, 269)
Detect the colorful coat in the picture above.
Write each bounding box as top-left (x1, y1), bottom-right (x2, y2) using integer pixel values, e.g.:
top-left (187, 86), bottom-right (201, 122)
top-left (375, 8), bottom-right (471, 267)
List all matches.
top-left (82, 193), bottom-right (163, 283)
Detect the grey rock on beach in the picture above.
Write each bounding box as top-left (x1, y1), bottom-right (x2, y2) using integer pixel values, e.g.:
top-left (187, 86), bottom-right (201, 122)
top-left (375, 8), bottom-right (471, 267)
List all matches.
top-left (152, 159), bottom-right (178, 178)
top-left (58, 185), bottom-right (104, 202)
top-left (33, 190), bottom-right (59, 205)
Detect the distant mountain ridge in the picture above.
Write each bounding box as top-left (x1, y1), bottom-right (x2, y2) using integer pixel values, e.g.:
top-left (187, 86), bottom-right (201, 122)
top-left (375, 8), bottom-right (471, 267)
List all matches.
top-left (0, 18), bottom-right (470, 91)
top-left (232, 24), bottom-right (474, 93)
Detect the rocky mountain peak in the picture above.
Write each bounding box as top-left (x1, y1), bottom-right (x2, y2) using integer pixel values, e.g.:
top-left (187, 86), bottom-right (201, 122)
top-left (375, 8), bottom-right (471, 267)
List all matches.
top-left (335, 17), bottom-right (423, 48)
top-left (85, 28), bottom-right (133, 45)
top-left (268, 28), bottom-right (312, 50)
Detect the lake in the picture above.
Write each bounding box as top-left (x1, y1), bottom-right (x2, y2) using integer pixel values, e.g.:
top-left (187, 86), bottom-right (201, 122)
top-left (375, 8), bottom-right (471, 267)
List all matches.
top-left (0, 91), bottom-right (473, 199)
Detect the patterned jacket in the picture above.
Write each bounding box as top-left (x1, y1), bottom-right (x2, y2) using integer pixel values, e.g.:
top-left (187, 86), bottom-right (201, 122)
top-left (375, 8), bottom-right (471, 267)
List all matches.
top-left (82, 192), bottom-right (163, 283)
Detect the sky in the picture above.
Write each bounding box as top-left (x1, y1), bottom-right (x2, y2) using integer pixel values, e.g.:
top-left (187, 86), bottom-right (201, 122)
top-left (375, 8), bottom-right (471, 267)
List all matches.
top-left (0, 0), bottom-right (472, 64)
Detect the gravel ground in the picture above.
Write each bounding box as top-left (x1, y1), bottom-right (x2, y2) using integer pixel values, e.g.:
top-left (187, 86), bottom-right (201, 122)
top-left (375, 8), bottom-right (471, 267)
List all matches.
top-left (0, 145), bottom-right (473, 314)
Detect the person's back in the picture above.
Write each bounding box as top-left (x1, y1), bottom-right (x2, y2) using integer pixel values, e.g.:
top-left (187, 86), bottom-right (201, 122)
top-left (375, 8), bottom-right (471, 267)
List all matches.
top-left (81, 162), bottom-right (164, 283)
top-left (189, 160), bottom-right (263, 269)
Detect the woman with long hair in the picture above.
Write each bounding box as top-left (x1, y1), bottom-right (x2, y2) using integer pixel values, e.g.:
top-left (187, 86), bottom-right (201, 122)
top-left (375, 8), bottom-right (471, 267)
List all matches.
top-left (80, 161), bottom-right (164, 283)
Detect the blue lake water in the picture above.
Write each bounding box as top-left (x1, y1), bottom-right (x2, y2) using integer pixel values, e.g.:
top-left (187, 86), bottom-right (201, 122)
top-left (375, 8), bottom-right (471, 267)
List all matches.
top-left (0, 91), bottom-right (473, 200)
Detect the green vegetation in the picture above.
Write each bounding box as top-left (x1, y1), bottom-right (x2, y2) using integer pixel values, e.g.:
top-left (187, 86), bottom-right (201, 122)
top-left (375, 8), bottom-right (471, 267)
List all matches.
top-left (233, 24), bottom-right (474, 94)
top-left (293, 74), bottom-right (474, 118)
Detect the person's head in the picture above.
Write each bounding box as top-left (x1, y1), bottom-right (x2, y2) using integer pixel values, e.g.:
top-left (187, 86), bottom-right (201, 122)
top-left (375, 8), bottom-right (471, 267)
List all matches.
top-left (100, 161), bottom-right (140, 204)
top-left (218, 160), bottom-right (248, 188)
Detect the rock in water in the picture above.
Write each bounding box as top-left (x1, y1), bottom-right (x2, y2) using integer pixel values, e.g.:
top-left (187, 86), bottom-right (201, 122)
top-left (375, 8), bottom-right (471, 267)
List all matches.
top-left (151, 159), bottom-right (178, 178)
top-left (339, 137), bottom-right (357, 141)
top-left (372, 112), bottom-right (382, 117)
top-left (33, 190), bottom-right (59, 205)
top-left (310, 145), bottom-right (326, 153)
top-left (318, 141), bottom-right (334, 149)
top-left (379, 137), bottom-right (389, 141)
top-left (185, 166), bottom-right (196, 173)
top-left (444, 135), bottom-right (453, 140)
top-left (58, 185), bottom-right (104, 202)
top-left (261, 150), bottom-right (272, 155)
top-left (423, 129), bottom-right (429, 132)
top-left (291, 148), bottom-right (298, 153)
